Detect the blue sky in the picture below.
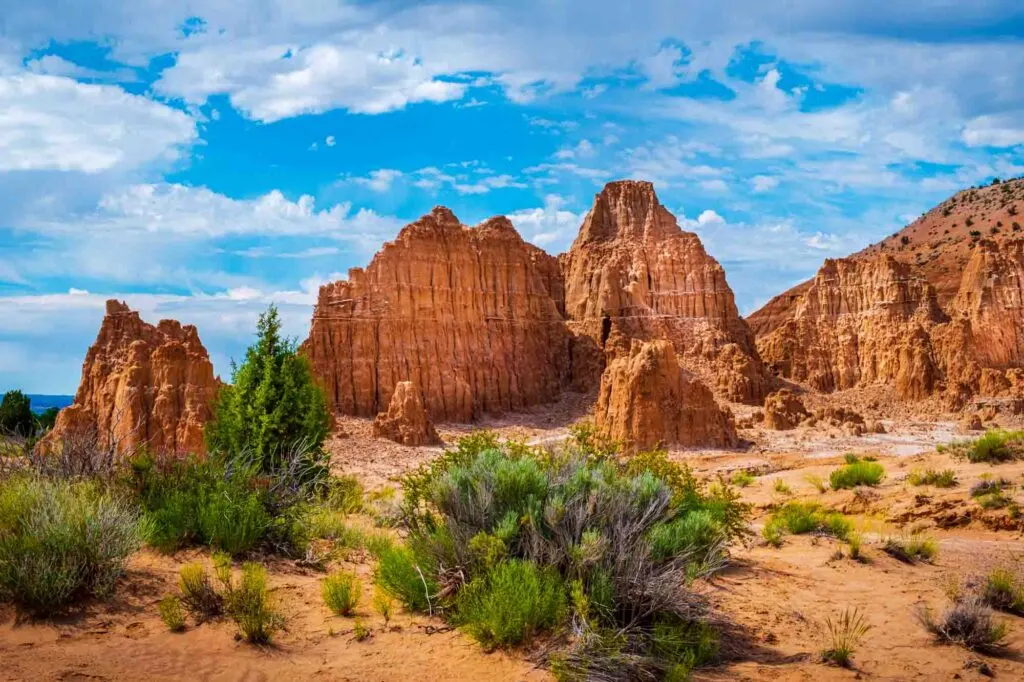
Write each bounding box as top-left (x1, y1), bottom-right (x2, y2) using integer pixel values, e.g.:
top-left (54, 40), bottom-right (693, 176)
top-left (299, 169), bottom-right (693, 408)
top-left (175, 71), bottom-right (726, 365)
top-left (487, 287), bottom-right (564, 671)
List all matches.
top-left (2, 0), bottom-right (1024, 394)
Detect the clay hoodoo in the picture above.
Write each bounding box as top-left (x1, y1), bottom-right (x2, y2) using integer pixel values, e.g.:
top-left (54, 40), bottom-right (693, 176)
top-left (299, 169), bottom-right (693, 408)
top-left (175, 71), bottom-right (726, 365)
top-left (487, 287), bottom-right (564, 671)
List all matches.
top-left (750, 177), bottom-right (1024, 408)
top-left (372, 381), bottom-right (442, 447)
top-left (762, 389), bottom-right (810, 431)
top-left (301, 207), bottom-right (570, 422)
top-left (560, 180), bottom-right (772, 404)
top-left (594, 339), bottom-right (737, 450)
top-left (43, 300), bottom-right (217, 456)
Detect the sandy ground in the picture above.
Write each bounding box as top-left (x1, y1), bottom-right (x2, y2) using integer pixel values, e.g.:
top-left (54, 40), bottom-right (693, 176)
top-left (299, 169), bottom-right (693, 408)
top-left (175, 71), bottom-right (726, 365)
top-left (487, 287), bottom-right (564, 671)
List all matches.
top-left (5, 400), bottom-right (1024, 681)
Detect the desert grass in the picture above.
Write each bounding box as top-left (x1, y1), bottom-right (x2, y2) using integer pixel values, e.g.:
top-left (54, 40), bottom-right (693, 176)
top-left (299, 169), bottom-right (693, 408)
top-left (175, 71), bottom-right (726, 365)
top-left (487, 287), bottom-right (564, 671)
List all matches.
top-left (822, 607), bottom-right (871, 667)
top-left (322, 570), bottom-right (362, 616)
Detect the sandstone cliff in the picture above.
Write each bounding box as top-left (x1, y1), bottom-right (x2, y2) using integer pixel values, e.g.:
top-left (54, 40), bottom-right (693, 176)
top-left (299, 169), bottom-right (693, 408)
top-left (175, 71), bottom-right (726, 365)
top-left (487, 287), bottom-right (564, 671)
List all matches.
top-left (301, 207), bottom-right (570, 421)
top-left (750, 177), bottom-right (1024, 407)
top-left (561, 180), bottom-right (772, 404)
top-left (44, 300), bottom-right (217, 456)
top-left (594, 339), bottom-right (736, 450)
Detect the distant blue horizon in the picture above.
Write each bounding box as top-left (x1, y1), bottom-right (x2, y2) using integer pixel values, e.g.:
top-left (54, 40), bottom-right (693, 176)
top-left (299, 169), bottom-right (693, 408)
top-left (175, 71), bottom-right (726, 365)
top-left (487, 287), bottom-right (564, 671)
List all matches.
top-left (26, 394), bottom-right (74, 414)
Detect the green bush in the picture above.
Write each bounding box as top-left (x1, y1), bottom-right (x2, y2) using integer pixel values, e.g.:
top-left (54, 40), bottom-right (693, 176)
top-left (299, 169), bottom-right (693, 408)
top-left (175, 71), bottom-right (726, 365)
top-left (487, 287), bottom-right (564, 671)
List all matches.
top-left (384, 435), bottom-right (744, 677)
top-left (764, 501), bottom-right (851, 544)
top-left (943, 430), bottom-right (1024, 463)
top-left (158, 596), bottom-right (186, 632)
top-left (882, 533), bottom-right (938, 563)
top-left (179, 562), bottom-right (223, 620)
top-left (130, 454), bottom-right (270, 555)
top-left (371, 538), bottom-right (436, 613)
top-left (0, 390), bottom-right (34, 437)
top-left (196, 488), bottom-right (270, 555)
top-left (730, 470), bottom-right (755, 487)
top-left (205, 305), bottom-right (331, 482)
top-left (224, 562), bottom-right (283, 644)
top-left (456, 559), bottom-right (565, 648)
top-left (829, 459), bottom-right (885, 489)
top-left (982, 568), bottom-right (1024, 615)
top-left (0, 476), bottom-right (141, 613)
top-left (322, 570), bottom-right (362, 616)
top-left (906, 469), bottom-right (957, 488)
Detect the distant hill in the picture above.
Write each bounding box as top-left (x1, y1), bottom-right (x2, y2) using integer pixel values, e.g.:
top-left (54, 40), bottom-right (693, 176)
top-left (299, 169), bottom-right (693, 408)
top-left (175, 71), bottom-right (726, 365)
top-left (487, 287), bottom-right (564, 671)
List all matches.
top-left (748, 176), bottom-right (1024, 335)
top-left (27, 394), bottom-right (73, 415)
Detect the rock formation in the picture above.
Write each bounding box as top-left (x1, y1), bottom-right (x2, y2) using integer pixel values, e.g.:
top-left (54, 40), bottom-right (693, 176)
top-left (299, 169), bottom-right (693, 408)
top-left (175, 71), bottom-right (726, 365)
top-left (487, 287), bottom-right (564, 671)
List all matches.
top-left (594, 339), bottom-right (737, 450)
top-left (302, 207), bottom-right (570, 421)
top-left (371, 381), bottom-right (442, 446)
top-left (756, 255), bottom-right (946, 400)
top-left (750, 177), bottom-right (1024, 410)
top-left (43, 300), bottom-right (217, 456)
top-left (561, 180), bottom-right (772, 404)
top-left (762, 389), bottom-right (809, 430)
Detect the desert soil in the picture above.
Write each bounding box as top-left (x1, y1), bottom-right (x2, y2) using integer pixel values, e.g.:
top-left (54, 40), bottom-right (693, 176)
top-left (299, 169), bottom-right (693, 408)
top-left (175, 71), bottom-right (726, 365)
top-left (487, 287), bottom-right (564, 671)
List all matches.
top-left (5, 399), bottom-right (1024, 681)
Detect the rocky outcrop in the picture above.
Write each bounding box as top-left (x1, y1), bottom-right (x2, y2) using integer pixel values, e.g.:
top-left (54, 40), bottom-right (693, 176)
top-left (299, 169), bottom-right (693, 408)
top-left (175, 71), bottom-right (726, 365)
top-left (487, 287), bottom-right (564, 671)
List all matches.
top-left (594, 339), bottom-right (737, 450)
top-left (371, 381), bottom-right (442, 446)
top-left (750, 179), bottom-right (1024, 411)
top-left (43, 300), bottom-right (217, 456)
top-left (757, 255), bottom-right (946, 400)
top-left (302, 207), bottom-right (570, 422)
top-left (762, 389), bottom-right (809, 430)
top-left (561, 180), bottom-right (772, 404)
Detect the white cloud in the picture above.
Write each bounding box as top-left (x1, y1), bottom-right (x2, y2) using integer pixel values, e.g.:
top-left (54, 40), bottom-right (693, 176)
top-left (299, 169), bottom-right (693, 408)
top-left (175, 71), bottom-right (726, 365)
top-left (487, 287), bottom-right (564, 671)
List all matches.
top-left (155, 42), bottom-right (467, 122)
top-left (353, 168), bottom-right (403, 193)
top-left (700, 179), bottom-right (728, 192)
top-left (751, 175), bottom-right (779, 192)
top-left (25, 54), bottom-right (138, 82)
top-left (696, 209), bottom-right (725, 226)
top-left (0, 287), bottom-right (322, 393)
top-left (506, 194), bottom-right (583, 251)
top-left (640, 44), bottom-right (688, 90)
top-left (553, 139), bottom-right (596, 160)
top-left (962, 114), bottom-right (1024, 148)
top-left (0, 72), bottom-right (196, 173)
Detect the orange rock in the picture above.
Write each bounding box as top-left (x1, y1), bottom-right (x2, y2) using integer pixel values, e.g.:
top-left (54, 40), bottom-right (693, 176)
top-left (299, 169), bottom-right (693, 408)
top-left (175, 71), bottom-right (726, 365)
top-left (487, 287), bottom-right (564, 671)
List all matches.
top-left (756, 255), bottom-right (944, 400)
top-left (594, 339), bottom-right (737, 450)
top-left (762, 389), bottom-right (809, 431)
top-left (371, 381), bottom-right (442, 447)
top-left (43, 300), bottom-right (217, 456)
top-left (302, 208), bottom-right (570, 421)
top-left (561, 180), bottom-right (772, 404)
top-left (750, 179), bottom-right (1024, 411)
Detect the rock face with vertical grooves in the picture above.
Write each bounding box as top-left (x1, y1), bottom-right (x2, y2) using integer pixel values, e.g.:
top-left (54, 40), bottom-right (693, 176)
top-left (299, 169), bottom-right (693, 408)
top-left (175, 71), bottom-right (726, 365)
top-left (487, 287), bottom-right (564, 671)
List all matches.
top-left (757, 255), bottom-right (946, 400)
top-left (301, 207), bottom-right (571, 422)
top-left (560, 180), bottom-right (772, 404)
top-left (594, 339), bottom-right (737, 450)
top-left (751, 176), bottom-right (1024, 408)
top-left (43, 300), bottom-right (217, 456)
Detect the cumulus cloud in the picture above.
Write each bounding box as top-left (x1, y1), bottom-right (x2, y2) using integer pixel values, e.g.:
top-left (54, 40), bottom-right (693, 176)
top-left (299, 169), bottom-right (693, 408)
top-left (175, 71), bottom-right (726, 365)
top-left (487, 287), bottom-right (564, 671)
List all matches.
top-left (0, 72), bottom-right (196, 173)
top-left (155, 42), bottom-right (467, 122)
top-left (0, 287), bottom-right (323, 393)
top-left (751, 175), bottom-right (780, 192)
top-left (962, 114), bottom-right (1024, 148)
top-left (506, 195), bottom-right (583, 251)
